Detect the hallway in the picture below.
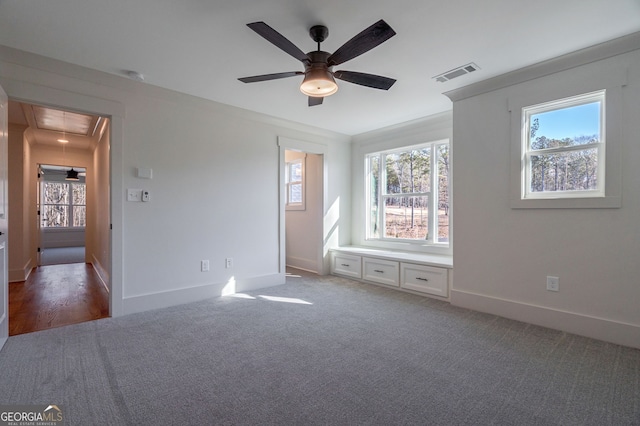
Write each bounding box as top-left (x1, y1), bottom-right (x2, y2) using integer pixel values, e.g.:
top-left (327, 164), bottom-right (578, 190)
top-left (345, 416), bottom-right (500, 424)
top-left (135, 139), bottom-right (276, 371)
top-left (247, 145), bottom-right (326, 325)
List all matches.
top-left (9, 263), bottom-right (109, 335)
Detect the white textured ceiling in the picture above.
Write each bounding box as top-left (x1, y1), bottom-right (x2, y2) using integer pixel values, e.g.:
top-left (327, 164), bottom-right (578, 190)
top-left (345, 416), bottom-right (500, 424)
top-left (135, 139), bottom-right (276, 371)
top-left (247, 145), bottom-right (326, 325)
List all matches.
top-left (1, 0), bottom-right (639, 136)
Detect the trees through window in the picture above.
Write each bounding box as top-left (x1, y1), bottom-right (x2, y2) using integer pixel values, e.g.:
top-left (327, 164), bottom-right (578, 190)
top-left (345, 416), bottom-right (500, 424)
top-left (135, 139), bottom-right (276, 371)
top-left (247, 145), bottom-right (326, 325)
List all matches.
top-left (285, 158), bottom-right (305, 210)
top-left (42, 182), bottom-right (86, 227)
top-left (523, 91), bottom-right (605, 199)
top-left (366, 141), bottom-right (449, 245)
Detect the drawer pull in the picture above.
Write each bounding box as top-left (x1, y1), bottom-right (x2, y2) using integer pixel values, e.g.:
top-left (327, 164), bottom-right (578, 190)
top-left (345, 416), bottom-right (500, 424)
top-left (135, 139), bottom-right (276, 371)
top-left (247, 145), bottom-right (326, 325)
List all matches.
top-left (416, 277), bottom-right (429, 282)
top-left (374, 269), bottom-right (384, 273)
top-left (341, 263), bottom-right (350, 267)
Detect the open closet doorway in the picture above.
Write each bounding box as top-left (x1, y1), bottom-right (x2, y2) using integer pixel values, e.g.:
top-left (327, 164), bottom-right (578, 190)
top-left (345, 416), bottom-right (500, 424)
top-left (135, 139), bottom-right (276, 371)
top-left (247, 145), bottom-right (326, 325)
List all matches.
top-left (7, 101), bottom-right (111, 335)
top-left (284, 150), bottom-right (324, 273)
top-left (279, 136), bottom-right (329, 276)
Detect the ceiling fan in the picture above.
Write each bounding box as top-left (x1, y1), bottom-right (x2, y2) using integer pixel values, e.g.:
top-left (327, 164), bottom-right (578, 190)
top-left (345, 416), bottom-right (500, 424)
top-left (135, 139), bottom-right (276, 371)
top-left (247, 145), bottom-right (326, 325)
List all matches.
top-left (238, 20), bottom-right (397, 106)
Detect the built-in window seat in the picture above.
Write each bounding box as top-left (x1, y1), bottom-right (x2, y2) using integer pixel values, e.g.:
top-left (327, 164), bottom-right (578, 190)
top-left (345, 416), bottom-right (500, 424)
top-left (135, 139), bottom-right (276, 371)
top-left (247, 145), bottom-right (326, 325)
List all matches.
top-left (329, 247), bottom-right (453, 300)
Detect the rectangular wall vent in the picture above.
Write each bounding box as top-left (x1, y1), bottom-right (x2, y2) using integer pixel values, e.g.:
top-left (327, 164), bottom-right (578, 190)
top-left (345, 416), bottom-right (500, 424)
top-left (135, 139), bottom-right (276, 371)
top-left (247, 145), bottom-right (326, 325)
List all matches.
top-left (433, 62), bottom-right (480, 83)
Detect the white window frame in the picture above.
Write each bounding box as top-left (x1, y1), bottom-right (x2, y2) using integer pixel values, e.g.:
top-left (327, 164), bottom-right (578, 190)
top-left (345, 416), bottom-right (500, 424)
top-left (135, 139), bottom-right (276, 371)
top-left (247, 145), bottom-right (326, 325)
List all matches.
top-left (365, 140), bottom-right (450, 247)
top-left (509, 74), bottom-right (623, 209)
top-left (522, 90), bottom-right (605, 200)
top-left (285, 157), bottom-right (305, 211)
top-left (42, 181), bottom-right (86, 228)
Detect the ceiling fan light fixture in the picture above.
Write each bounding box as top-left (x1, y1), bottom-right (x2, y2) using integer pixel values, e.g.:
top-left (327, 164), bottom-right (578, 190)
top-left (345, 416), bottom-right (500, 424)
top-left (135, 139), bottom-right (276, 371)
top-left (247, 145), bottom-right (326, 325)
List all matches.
top-left (66, 168), bottom-right (80, 181)
top-left (300, 68), bottom-right (338, 97)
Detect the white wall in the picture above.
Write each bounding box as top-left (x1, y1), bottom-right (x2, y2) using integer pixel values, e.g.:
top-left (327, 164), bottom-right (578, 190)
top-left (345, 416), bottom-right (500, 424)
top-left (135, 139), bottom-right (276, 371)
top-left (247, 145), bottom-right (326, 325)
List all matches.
top-left (0, 45), bottom-right (351, 316)
top-left (447, 35), bottom-right (640, 348)
top-left (87, 122), bottom-right (110, 287)
top-left (285, 150), bottom-right (323, 273)
top-left (7, 123), bottom-right (27, 281)
top-left (42, 229), bottom-right (85, 248)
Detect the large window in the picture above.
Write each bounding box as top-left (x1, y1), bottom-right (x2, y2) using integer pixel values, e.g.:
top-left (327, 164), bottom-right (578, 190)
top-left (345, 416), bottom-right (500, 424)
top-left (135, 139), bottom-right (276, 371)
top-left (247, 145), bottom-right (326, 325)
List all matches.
top-left (366, 140), bottom-right (449, 245)
top-left (522, 90), bottom-right (605, 199)
top-left (42, 182), bottom-right (86, 228)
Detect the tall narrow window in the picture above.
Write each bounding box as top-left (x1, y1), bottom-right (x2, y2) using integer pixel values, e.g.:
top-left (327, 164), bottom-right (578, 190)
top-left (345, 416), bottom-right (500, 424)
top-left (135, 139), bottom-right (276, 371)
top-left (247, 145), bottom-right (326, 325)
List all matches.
top-left (522, 91), bottom-right (605, 199)
top-left (285, 158), bottom-right (305, 210)
top-left (366, 140), bottom-right (450, 245)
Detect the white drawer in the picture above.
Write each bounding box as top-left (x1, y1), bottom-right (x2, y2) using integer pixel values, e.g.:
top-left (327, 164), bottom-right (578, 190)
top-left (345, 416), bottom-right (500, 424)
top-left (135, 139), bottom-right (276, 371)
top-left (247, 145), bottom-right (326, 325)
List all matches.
top-left (331, 252), bottom-right (362, 279)
top-left (362, 257), bottom-right (399, 287)
top-left (400, 263), bottom-right (448, 297)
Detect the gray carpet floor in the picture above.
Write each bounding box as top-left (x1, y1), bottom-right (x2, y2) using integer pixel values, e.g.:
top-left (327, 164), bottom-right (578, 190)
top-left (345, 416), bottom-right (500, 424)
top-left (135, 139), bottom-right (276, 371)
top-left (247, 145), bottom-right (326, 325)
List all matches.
top-left (41, 246), bottom-right (85, 265)
top-left (0, 269), bottom-right (638, 425)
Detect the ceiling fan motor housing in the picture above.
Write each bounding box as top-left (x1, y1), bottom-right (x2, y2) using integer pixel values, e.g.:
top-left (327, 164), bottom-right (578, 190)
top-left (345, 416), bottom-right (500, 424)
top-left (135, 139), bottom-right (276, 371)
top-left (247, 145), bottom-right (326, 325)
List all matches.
top-left (300, 51), bottom-right (337, 97)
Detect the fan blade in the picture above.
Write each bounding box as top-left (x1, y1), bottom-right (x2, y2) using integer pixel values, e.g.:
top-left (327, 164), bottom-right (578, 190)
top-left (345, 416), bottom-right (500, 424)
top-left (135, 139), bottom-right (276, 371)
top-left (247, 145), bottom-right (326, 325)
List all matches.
top-left (247, 22), bottom-right (310, 63)
top-left (238, 71), bottom-right (303, 83)
top-left (328, 20), bottom-right (396, 66)
top-left (308, 96), bottom-right (323, 107)
top-left (333, 71), bottom-right (396, 90)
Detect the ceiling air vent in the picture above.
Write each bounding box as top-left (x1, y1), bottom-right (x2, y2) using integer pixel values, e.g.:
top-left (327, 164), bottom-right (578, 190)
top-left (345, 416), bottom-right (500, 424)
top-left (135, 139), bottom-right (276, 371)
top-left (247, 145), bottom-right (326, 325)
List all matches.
top-left (433, 62), bottom-right (480, 83)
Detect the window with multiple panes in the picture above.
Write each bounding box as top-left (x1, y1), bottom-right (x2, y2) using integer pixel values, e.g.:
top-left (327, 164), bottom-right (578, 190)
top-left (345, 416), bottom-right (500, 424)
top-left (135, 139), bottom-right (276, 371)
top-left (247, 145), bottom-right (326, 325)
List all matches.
top-left (285, 158), bottom-right (305, 210)
top-left (522, 90), bottom-right (605, 199)
top-left (42, 182), bottom-right (86, 228)
top-left (366, 140), bottom-right (449, 245)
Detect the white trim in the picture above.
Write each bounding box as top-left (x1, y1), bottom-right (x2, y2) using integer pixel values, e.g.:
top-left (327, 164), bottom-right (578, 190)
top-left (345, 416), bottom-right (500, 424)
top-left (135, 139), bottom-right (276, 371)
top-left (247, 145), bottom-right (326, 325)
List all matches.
top-left (364, 140), bottom-right (450, 248)
top-left (352, 112), bottom-right (453, 256)
top-left (444, 31), bottom-right (640, 103)
top-left (277, 137), bottom-right (328, 275)
top-left (285, 256), bottom-right (319, 274)
top-left (331, 246), bottom-right (452, 268)
top-left (521, 90), bottom-right (605, 200)
top-left (508, 69), bottom-right (625, 209)
top-left (285, 156), bottom-right (305, 211)
top-left (122, 273), bottom-right (283, 315)
top-left (451, 289), bottom-right (640, 349)
top-left (9, 258), bottom-right (33, 282)
top-left (0, 74), bottom-right (125, 317)
top-left (91, 253), bottom-right (109, 293)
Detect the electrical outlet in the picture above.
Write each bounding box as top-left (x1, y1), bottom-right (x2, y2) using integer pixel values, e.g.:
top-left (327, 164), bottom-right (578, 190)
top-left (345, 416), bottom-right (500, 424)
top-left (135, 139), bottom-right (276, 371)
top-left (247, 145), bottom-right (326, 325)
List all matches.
top-left (225, 258), bottom-right (233, 269)
top-left (201, 260), bottom-right (210, 272)
top-left (546, 276), bottom-right (559, 292)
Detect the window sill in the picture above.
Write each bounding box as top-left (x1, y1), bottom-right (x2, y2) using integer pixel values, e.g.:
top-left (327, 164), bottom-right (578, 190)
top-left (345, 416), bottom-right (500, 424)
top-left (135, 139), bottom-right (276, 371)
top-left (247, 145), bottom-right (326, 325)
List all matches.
top-left (331, 246), bottom-right (453, 269)
top-left (511, 195), bottom-right (621, 209)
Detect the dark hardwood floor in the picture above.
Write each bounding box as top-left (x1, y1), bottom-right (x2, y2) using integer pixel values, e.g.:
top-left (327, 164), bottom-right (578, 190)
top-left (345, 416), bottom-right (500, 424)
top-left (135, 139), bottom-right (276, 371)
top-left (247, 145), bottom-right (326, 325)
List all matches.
top-left (9, 263), bottom-right (109, 336)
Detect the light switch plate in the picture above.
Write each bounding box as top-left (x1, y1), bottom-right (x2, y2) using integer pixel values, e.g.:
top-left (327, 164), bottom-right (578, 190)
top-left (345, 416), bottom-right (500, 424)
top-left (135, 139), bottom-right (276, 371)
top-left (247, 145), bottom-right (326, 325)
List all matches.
top-left (127, 188), bottom-right (142, 202)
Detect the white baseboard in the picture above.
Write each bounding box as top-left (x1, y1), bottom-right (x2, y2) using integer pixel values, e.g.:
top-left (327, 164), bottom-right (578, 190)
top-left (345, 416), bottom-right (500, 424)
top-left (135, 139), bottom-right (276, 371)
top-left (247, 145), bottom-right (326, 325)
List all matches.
top-left (285, 256), bottom-right (319, 274)
top-left (9, 269), bottom-right (24, 283)
top-left (0, 312), bottom-right (7, 351)
top-left (9, 259), bottom-right (34, 283)
top-left (91, 254), bottom-right (110, 293)
top-left (122, 273), bottom-right (285, 316)
top-left (451, 289), bottom-right (640, 349)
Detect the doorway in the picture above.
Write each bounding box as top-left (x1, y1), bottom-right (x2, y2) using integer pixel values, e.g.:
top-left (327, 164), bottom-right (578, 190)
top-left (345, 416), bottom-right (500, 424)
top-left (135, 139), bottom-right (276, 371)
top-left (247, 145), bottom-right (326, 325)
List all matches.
top-left (284, 150), bottom-right (323, 273)
top-left (7, 101), bottom-right (111, 334)
top-left (38, 164), bottom-right (87, 266)
top-left (279, 136), bottom-right (328, 276)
